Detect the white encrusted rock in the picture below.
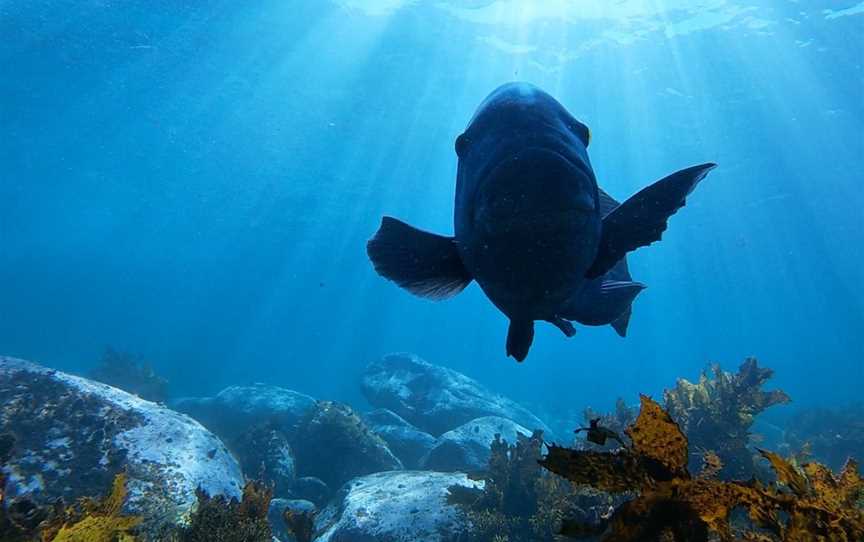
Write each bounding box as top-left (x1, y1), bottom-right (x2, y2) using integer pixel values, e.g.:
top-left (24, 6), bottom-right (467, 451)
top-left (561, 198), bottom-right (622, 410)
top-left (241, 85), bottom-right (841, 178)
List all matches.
top-left (361, 353), bottom-right (554, 438)
top-left (0, 356), bottom-right (243, 538)
top-left (313, 471), bottom-right (481, 542)
top-left (173, 383), bottom-right (317, 441)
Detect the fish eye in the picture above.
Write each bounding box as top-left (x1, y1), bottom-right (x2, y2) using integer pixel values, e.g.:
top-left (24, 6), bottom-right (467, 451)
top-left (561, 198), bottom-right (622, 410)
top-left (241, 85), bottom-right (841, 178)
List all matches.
top-left (455, 133), bottom-right (470, 157)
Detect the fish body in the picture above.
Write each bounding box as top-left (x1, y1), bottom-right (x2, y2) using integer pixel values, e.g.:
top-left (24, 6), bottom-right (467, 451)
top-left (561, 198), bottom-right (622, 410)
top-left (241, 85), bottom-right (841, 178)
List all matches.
top-left (368, 83), bottom-right (715, 361)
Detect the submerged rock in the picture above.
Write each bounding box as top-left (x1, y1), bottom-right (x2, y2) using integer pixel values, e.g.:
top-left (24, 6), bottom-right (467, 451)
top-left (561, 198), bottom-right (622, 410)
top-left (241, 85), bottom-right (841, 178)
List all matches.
top-left (0, 356), bottom-right (243, 538)
top-left (361, 353), bottom-right (553, 437)
top-left (289, 476), bottom-right (330, 508)
top-left (421, 416), bottom-right (532, 472)
top-left (363, 409), bottom-right (436, 469)
top-left (232, 423), bottom-right (296, 497)
top-left (293, 401), bottom-right (403, 490)
top-left (313, 471), bottom-right (481, 542)
top-left (173, 383), bottom-right (317, 441)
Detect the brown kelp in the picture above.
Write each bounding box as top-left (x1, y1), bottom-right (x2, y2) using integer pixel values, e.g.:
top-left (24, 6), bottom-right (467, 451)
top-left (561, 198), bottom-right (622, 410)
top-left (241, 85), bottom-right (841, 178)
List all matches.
top-left (283, 507), bottom-right (316, 542)
top-left (783, 403), bottom-right (864, 471)
top-left (541, 395), bottom-right (864, 541)
top-left (43, 474), bottom-right (141, 542)
top-left (177, 481), bottom-right (273, 542)
top-left (0, 433), bottom-right (141, 542)
top-left (663, 357), bottom-right (790, 478)
top-left (447, 430), bottom-right (618, 541)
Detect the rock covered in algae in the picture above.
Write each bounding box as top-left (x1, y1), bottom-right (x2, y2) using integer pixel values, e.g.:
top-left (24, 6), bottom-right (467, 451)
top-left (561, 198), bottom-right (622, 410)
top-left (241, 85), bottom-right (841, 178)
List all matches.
top-left (361, 352), bottom-right (554, 438)
top-left (0, 356), bottom-right (243, 538)
top-left (231, 423), bottom-right (296, 498)
top-left (313, 470), bottom-right (482, 542)
top-left (420, 415), bottom-right (532, 472)
top-left (292, 401), bottom-right (403, 490)
top-left (172, 383), bottom-right (317, 441)
top-left (362, 409), bottom-right (437, 469)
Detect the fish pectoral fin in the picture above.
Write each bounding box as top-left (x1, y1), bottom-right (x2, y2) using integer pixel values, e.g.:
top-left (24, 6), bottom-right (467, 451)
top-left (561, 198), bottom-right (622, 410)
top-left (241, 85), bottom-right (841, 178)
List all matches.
top-left (586, 163), bottom-right (716, 279)
top-left (506, 318), bottom-right (534, 362)
top-left (367, 216), bottom-right (472, 300)
top-left (546, 316), bottom-right (576, 338)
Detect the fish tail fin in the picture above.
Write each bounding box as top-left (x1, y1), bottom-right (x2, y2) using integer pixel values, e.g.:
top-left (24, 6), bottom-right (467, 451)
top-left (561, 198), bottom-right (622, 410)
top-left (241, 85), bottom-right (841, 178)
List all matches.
top-left (586, 163), bottom-right (716, 278)
top-left (367, 216), bottom-right (472, 300)
top-left (506, 318), bottom-right (534, 362)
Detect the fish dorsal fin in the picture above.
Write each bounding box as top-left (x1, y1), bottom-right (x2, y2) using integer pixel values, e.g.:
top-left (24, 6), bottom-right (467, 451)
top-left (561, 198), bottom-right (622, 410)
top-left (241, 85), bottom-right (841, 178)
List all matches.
top-left (598, 188), bottom-right (620, 218)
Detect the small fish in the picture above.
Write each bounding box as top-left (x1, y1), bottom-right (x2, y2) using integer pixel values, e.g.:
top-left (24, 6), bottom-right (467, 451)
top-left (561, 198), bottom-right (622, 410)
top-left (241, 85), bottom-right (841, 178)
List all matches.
top-left (575, 418), bottom-right (625, 448)
top-left (367, 83), bottom-right (715, 361)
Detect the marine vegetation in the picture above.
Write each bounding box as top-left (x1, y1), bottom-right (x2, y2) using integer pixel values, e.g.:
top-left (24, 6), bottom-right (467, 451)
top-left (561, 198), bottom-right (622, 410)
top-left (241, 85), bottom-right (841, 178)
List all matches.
top-left (664, 357), bottom-right (790, 478)
top-left (283, 507), bottom-right (316, 542)
top-left (540, 395), bottom-right (864, 541)
top-left (0, 434), bottom-right (141, 542)
top-left (42, 474), bottom-right (141, 542)
top-left (176, 481), bottom-right (273, 542)
top-left (448, 430), bottom-right (620, 541)
top-left (783, 403), bottom-right (864, 471)
top-left (447, 429), bottom-right (569, 541)
top-left (89, 347), bottom-right (169, 403)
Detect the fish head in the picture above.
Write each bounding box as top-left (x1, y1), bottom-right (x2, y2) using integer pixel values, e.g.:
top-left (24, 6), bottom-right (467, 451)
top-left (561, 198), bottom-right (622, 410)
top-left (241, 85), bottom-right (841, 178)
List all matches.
top-left (472, 147), bottom-right (597, 239)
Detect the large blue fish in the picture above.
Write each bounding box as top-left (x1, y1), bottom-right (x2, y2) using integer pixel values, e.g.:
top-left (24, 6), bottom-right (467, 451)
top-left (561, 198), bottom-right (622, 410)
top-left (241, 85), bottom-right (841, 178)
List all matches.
top-left (368, 83), bottom-right (715, 362)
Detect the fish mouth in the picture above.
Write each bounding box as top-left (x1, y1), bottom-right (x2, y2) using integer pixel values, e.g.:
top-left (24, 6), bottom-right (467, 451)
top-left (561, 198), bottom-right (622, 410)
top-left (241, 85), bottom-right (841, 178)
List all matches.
top-left (474, 147), bottom-right (596, 234)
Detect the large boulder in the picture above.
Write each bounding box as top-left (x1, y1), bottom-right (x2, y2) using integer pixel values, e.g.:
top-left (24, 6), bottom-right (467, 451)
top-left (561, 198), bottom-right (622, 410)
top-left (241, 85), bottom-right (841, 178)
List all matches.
top-left (313, 471), bottom-right (481, 542)
top-left (361, 353), bottom-right (553, 437)
top-left (173, 383), bottom-right (317, 441)
top-left (232, 423), bottom-right (296, 497)
top-left (363, 409), bottom-right (436, 469)
top-left (0, 356), bottom-right (243, 538)
top-left (289, 476), bottom-right (330, 507)
top-left (293, 401), bottom-right (403, 490)
top-left (420, 416), bottom-right (531, 472)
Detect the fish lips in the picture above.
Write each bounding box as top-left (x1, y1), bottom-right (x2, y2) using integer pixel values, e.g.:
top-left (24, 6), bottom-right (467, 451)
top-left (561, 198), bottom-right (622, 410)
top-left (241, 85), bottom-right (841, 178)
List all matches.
top-left (473, 147), bottom-right (597, 235)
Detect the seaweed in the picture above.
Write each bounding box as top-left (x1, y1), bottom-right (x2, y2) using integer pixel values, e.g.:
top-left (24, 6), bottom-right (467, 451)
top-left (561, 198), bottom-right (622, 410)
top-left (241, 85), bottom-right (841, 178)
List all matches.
top-left (540, 395), bottom-right (864, 541)
top-left (89, 347), bottom-right (169, 403)
top-left (44, 474), bottom-right (142, 542)
top-left (177, 481), bottom-right (273, 542)
top-left (448, 430), bottom-right (591, 541)
top-left (782, 403), bottom-right (864, 472)
top-left (283, 507), bottom-right (316, 542)
top-left (663, 358), bottom-right (790, 478)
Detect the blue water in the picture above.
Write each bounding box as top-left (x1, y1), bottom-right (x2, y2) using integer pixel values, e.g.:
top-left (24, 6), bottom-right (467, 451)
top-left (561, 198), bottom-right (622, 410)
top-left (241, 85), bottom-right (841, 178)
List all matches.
top-left (2, 1), bottom-right (862, 423)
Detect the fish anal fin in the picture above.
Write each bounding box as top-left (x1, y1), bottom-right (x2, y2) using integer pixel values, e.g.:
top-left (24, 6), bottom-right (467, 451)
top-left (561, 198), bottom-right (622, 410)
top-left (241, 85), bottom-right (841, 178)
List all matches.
top-left (586, 163), bottom-right (716, 279)
top-left (506, 319), bottom-right (534, 362)
top-left (610, 304), bottom-right (633, 337)
top-left (367, 216), bottom-right (472, 300)
top-left (564, 280), bottom-right (645, 328)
